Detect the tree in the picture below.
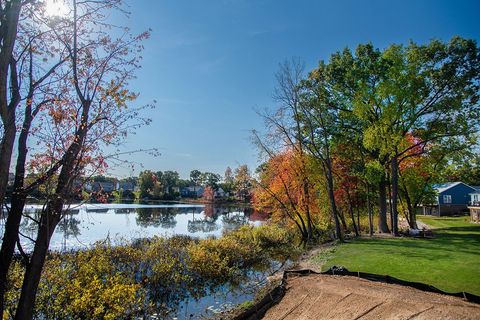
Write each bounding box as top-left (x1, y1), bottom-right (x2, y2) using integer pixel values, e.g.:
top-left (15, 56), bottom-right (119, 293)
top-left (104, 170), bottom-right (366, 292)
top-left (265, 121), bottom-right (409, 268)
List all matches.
top-left (233, 164), bottom-right (252, 202)
top-left (190, 170), bottom-right (201, 186)
top-left (302, 38), bottom-right (479, 236)
top-left (0, 1), bottom-right (152, 318)
top-left (203, 185), bottom-right (215, 202)
top-left (161, 170), bottom-right (179, 196)
top-left (254, 149), bottom-right (320, 240)
top-left (189, 169), bottom-right (201, 198)
top-left (357, 38), bottom-right (480, 234)
top-left (200, 172), bottom-right (221, 190)
top-left (398, 146), bottom-right (440, 228)
top-left (222, 166), bottom-right (234, 193)
top-left (442, 151), bottom-right (480, 186)
top-left (332, 146), bottom-right (366, 236)
top-left (139, 170), bottom-right (156, 198)
top-left (0, 1), bottom-right (74, 315)
top-left (253, 58), bottom-right (319, 241)
top-left (0, 0), bottom-right (23, 209)
top-left (298, 58), bottom-right (360, 241)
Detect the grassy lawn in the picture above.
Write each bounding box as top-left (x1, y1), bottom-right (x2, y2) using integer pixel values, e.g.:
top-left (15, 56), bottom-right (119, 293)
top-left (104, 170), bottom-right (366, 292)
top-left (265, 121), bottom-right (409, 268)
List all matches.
top-left (314, 216), bottom-right (480, 295)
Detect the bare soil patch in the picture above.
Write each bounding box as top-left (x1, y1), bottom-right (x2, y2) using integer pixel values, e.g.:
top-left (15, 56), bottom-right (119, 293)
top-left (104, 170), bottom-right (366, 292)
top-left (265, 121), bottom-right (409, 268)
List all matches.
top-left (263, 274), bottom-right (480, 320)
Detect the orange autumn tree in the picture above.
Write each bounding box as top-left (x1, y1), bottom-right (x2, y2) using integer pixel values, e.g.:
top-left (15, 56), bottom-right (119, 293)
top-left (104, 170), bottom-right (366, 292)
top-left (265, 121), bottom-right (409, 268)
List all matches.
top-left (254, 148), bottom-right (323, 239)
top-left (203, 186), bottom-right (215, 202)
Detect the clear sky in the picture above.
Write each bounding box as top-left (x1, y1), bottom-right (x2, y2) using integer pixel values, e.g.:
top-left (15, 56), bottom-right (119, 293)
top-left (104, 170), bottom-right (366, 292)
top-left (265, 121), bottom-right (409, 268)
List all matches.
top-left (116, 0), bottom-right (480, 179)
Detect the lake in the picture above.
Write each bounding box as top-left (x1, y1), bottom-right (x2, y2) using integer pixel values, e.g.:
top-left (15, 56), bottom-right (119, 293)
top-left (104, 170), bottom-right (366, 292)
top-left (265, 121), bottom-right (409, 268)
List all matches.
top-left (1, 203), bottom-right (269, 252)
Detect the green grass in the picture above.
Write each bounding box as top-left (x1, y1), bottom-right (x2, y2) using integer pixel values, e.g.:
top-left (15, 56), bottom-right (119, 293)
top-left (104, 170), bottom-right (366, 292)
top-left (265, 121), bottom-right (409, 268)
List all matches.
top-left (315, 216), bottom-right (480, 295)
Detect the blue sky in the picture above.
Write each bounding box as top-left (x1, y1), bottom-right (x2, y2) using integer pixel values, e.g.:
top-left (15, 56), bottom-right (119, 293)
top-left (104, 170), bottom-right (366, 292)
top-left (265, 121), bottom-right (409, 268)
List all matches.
top-left (116, 0), bottom-right (480, 179)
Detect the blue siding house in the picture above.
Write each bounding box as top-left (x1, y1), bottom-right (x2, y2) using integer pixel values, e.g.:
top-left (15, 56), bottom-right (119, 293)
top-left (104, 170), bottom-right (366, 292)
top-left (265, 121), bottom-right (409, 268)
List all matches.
top-left (422, 182), bottom-right (477, 216)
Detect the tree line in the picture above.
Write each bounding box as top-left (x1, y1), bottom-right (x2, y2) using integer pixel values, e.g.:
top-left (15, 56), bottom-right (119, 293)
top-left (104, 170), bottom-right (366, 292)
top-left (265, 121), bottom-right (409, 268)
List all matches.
top-left (253, 37), bottom-right (480, 242)
top-left (138, 165), bottom-right (253, 202)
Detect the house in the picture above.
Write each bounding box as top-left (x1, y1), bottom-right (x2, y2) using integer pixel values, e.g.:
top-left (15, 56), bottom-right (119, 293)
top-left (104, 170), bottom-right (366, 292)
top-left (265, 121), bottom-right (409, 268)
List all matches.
top-left (468, 186), bottom-right (480, 223)
top-left (421, 182), bottom-right (477, 216)
top-left (469, 186), bottom-right (480, 206)
top-left (180, 186), bottom-right (204, 198)
top-left (214, 187), bottom-right (227, 198)
top-left (116, 181), bottom-right (135, 192)
top-left (90, 181), bottom-right (115, 193)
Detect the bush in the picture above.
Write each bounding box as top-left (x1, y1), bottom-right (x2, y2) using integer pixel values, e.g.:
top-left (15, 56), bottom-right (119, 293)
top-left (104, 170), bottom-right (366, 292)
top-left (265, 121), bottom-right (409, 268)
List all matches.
top-left (35, 247), bottom-right (144, 320)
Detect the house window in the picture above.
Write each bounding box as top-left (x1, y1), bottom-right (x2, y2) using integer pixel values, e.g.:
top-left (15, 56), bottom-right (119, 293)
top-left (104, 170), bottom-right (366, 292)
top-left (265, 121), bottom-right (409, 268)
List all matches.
top-left (443, 195), bottom-right (452, 204)
top-left (473, 194), bottom-right (479, 204)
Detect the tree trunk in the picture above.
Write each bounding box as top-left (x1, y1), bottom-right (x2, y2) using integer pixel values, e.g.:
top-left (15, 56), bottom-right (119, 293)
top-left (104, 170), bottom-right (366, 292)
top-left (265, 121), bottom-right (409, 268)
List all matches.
top-left (0, 194), bottom-right (25, 316)
top-left (366, 183), bottom-right (374, 236)
top-left (391, 156), bottom-right (399, 236)
top-left (387, 171), bottom-right (393, 231)
top-left (348, 201), bottom-right (359, 236)
top-left (409, 207), bottom-right (417, 229)
top-left (401, 179), bottom-right (418, 229)
top-left (0, 127), bottom-right (20, 316)
top-left (14, 205), bottom-right (61, 320)
top-left (0, 99), bottom-right (33, 316)
top-left (0, 114), bottom-right (16, 206)
top-left (356, 206), bottom-right (361, 234)
top-left (378, 175), bottom-right (390, 233)
top-left (337, 209), bottom-right (348, 232)
top-left (303, 179), bottom-right (313, 240)
top-left (0, 0), bottom-right (22, 208)
top-left (346, 190), bottom-right (359, 236)
top-left (325, 164), bottom-right (343, 241)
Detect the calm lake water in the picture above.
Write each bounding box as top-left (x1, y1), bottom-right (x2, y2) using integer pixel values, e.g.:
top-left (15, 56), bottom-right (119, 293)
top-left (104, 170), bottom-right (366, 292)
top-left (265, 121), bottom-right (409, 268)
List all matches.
top-left (1, 203), bottom-right (268, 252)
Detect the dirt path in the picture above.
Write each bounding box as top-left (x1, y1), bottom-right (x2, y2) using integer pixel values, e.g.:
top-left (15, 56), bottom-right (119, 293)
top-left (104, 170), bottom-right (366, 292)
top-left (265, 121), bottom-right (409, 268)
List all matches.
top-left (263, 274), bottom-right (480, 320)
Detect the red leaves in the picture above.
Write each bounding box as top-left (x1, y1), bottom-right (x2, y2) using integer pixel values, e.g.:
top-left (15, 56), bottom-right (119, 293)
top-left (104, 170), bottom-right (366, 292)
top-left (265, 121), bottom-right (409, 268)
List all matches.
top-left (203, 186), bottom-right (215, 202)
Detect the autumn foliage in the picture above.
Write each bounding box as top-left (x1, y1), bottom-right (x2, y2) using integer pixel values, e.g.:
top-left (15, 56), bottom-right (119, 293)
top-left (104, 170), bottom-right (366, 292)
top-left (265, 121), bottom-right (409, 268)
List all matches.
top-left (254, 148), bottom-right (323, 235)
top-left (202, 186), bottom-right (215, 201)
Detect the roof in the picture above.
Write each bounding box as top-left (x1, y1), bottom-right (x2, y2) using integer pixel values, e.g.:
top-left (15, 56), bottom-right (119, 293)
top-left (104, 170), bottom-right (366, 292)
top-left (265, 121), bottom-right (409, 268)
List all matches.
top-left (433, 182), bottom-right (476, 194)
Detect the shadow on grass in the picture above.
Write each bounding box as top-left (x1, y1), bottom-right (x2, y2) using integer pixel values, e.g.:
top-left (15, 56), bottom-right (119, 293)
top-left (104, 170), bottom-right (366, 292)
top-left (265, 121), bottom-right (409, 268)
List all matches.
top-left (343, 226), bottom-right (480, 256)
top-left (435, 225), bottom-right (480, 234)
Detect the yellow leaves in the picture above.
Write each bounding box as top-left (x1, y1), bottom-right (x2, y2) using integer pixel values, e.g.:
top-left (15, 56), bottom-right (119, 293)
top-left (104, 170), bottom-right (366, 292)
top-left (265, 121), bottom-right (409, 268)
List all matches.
top-left (97, 80), bottom-right (138, 110)
top-left (5, 226), bottom-right (296, 319)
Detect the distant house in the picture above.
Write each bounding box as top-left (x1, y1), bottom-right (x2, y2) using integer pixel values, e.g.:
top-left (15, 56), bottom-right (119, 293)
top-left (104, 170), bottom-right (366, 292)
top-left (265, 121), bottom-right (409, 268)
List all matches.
top-left (116, 181), bottom-right (135, 192)
top-left (90, 181), bottom-right (115, 193)
top-left (421, 182), bottom-right (477, 216)
top-left (214, 187), bottom-right (227, 198)
top-left (180, 186), bottom-right (204, 198)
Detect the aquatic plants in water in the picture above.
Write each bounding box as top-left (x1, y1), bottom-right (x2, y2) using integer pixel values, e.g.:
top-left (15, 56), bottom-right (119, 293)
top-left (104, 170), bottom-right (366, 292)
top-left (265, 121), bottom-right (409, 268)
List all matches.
top-left (4, 224), bottom-right (299, 319)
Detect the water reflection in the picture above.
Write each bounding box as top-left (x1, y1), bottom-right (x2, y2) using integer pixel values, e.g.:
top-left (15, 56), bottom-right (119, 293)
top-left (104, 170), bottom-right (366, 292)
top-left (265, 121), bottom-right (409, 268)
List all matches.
top-left (136, 207), bottom-right (181, 229)
top-left (1, 203), bottom-right (267, 251)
